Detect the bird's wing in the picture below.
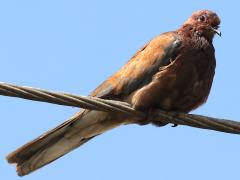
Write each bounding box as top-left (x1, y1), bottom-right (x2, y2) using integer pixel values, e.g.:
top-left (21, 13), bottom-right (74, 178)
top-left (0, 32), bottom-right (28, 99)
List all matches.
top-left (91, 32), bottom-right (182, 99)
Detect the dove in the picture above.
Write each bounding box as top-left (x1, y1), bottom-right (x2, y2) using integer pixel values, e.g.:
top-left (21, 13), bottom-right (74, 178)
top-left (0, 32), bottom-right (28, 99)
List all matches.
top-left (6, 10), bottom-right (221, 176)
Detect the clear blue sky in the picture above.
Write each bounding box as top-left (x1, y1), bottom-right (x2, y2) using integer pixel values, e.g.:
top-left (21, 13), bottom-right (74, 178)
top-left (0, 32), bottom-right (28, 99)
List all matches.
top-left (0, 0), bottom-right (239, 179)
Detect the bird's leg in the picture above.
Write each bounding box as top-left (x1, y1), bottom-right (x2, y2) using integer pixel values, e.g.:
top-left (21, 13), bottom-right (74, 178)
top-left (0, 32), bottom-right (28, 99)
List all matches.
top-left (147, 108), bottom-right (168, 127)
top-left (171, 124), bottom-right (178, 127)
top-left (168, 111), bottom-right (178, 127)
top-left (135, 107), bottom-right (154, 125)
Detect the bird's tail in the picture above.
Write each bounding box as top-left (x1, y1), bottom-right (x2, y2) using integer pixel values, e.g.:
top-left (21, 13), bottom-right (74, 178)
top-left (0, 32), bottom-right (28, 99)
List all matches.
top-left (6, 110), bottom-right (127, 176)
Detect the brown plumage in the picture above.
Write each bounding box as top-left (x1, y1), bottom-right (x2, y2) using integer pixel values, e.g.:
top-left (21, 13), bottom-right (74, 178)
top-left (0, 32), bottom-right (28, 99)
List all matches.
top-left (6, 10), bottom-right (221, 176)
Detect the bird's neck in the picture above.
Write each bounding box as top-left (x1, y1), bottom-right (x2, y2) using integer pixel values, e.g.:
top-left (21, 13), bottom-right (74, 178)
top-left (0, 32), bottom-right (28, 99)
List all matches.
top-left (177, 24), bottom-right (213, 50)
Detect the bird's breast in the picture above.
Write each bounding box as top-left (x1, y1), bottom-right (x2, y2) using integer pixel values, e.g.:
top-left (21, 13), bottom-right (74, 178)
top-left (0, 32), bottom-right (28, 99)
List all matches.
top-left (130, 48), bottom-right (216, 113)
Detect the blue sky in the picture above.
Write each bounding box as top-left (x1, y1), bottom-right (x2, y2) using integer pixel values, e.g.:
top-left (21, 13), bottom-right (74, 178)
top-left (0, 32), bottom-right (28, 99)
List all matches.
top-left (0, 0), bottom-right (240, 179)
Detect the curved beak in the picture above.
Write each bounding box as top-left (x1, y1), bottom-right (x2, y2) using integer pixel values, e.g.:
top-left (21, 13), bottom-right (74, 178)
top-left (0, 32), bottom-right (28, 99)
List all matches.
top-left (211, 26), bottom-right (221, 37)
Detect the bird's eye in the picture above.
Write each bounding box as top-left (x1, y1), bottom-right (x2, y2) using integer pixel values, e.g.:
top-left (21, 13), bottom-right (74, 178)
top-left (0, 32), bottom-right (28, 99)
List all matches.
top-left (198, 15), bottom-right (206, 22)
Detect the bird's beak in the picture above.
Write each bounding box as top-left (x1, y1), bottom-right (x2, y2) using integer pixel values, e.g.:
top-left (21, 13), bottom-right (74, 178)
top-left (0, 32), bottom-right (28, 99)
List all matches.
top-left (211, 26), bottom-right (221, 37)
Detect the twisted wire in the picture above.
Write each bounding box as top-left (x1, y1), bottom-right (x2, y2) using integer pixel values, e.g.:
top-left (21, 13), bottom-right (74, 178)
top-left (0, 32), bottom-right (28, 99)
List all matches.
top-left (0, 82), bottom-right (239, 134)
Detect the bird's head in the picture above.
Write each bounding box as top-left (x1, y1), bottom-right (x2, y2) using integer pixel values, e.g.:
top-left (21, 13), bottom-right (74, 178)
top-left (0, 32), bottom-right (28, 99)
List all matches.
top-left (182, 10), bottom-right (221, 41)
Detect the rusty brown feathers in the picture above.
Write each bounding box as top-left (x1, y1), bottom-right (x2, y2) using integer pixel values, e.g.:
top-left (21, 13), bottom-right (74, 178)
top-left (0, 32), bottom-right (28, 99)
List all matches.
top-left (7, 10), bottom-right (221, 176)
top-left (93, 10), bottom-right (220, 113)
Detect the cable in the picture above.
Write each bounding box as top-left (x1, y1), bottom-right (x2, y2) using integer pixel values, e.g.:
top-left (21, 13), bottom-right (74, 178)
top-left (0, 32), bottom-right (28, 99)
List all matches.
top-left (0, 82), bottom-right (240, 134)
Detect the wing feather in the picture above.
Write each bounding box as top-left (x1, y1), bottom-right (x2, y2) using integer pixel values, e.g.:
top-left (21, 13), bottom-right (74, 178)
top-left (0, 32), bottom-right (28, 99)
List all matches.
top-left (91, 32), bottom-right (182, 99)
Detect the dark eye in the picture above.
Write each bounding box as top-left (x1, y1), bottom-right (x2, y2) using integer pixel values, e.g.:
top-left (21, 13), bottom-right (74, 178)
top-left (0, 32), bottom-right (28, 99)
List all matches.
top-left (198, 15), bottom-right (206, 22)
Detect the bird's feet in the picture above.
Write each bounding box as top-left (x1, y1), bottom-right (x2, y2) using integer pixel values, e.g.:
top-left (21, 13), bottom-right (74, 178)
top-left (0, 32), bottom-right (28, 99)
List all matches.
top-left (137, 108), bottom-right (154, 125)
top-left (147, 108), bottom-right (168, 127)
top-left (171, 124), bottom-right (178, 127)
top-left (135, 107), bottom-right (168, 127)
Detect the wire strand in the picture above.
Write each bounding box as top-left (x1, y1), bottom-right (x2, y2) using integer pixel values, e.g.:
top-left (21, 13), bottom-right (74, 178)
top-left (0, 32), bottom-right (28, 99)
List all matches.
top-left (0, 82), bottom-right (239, 134)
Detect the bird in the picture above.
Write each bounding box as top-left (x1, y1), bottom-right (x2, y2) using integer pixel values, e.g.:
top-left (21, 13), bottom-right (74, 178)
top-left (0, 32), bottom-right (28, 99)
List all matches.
top-left (6, 9), bottom-right (221, 176)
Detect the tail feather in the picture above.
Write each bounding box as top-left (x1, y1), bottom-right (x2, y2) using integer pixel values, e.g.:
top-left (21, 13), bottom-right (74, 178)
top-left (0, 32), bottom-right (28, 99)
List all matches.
top-left (7, 110), bottom-right (85, 164)
top-left (6, 110), bottom-right (124, 176)
top-left (16, 137), bottom-right (94, 176)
